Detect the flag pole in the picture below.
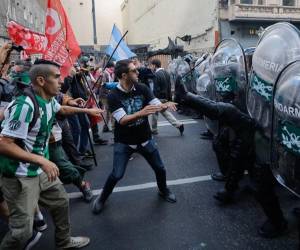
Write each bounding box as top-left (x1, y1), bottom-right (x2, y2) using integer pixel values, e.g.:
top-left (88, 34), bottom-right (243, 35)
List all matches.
top-left (94, 30), bottom-right (129, 85)
top-left (77, 63), bottom-right (110, 129)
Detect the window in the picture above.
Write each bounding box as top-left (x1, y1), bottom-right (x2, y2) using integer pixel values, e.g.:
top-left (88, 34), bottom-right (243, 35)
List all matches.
top-left (23, 7), bottom-right (27, 20)
top-left (282, 0), bottom-right (295, 6)
top-left (9, 0), bottom-right (17, 20)
top-left (258, 0), bottom-right (265, 5)
top-left (30, 13), bottom-right (33, 24)
top-left (240, 0), bottom-right (253, 4)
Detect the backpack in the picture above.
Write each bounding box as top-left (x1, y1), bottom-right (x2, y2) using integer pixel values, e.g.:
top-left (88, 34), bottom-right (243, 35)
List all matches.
top-left (0, 78), bottom-right (15, 104)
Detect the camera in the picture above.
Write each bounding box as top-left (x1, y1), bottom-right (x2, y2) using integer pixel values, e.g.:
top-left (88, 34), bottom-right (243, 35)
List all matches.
top-left (11, 45), bottom-right (23, 52)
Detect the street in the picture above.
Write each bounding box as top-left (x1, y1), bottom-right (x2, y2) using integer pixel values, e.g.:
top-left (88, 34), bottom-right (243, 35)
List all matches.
top-left (15, 113), bottom-right (299, 250)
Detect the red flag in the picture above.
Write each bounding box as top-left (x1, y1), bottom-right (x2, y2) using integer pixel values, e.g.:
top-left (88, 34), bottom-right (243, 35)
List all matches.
top-left (43, 0), bottom-right (81, 78)
top-left (85, 96), bottom-right (102, 127)
top-left (7, 21), bottom-right (47, 54)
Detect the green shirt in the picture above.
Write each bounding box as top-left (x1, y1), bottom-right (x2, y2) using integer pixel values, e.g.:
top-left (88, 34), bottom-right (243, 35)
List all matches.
top-left (0, 94), bottom-right (61, 177)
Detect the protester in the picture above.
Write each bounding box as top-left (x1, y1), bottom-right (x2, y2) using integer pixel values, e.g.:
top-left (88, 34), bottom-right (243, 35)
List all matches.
top-left (79, 56), bottom-right (108, 144)
top-left (0, 59), bottom-right (103, 249)
top-left (92, 59), bottom-right (177, 214)
top-left (49, 121), bottom-right (93, 202)
top-left (63, 64), bottom-right (108, 148)
top-left (100, 61), bottom-right (116, 133)
top-left (150, 59), bottom-right (184, 135)
top-left (133, 58), bottom-right (154, 88)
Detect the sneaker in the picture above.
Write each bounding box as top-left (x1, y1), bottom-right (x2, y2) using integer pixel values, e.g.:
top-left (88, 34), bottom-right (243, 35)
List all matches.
top-left (178, 124), bottom-right (184, 136)
top-left (79, 163), bottom-right (93, 171)
top-left (33, 218), bottom-right (48, 232)
top-left (258, 219), bottom-right (288, 238)
top-left (80, 182), bottom-right (93, 203)
top-left (81, 151), bottom-right (94, 158)
top-left (94, 138), bottom-right (108, 145)
top-left (159, 188), bottom-right (177, 203)
top-left (59, 236), bottom-right (90, 249)
top-left (92, 196), bottom-right (105, 214)
top-left (24, 230), bottom-right (42, 250)
top-left (200, 130), bottom-right (213, 140)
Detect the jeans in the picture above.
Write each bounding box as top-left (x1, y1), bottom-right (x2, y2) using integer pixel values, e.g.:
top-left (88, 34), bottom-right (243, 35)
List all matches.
top-left (59, 119), bottom-right (82, 166)
top-left (99, 139), bottom-right (167, 202)
top-left (68, 114), bottom-right (90, 154)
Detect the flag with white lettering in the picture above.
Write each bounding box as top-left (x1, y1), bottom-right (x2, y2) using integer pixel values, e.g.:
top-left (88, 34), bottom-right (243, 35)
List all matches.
top-left (7, 21), bottom-right (47, 55)
top-left (43, 0), bottom-right (81, 78)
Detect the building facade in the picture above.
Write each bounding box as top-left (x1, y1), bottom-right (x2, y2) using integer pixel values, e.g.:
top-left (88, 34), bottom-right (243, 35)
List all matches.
top-left (220, 0), bottom-right (300, 48)
top-left (61, 0), bottom-right (123, 46)
top-left (2, 1), bottom-right (300, 55)
top-left (121, 0), bottom-right (219, 55)
top-left (121, 0), bottom-right (300, 54)
top-left (0, 0), bottom-right (46, 45)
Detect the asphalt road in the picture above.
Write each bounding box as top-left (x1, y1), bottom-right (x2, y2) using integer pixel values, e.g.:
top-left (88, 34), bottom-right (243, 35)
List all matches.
top-left (0, 113), bottom-right (299, 250)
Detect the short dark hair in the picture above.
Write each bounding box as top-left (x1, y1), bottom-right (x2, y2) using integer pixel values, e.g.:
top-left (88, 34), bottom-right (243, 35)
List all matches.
top-left (106, 61), bottom-right (115, 68)
top-left (115, 59), bottom-right (133, 79)
top-left (150, 59), bottom-right (161, 68)
top-left (33, 59), bottom-right (61, 68)
top-left (29, 60), bottom-right (60, 84)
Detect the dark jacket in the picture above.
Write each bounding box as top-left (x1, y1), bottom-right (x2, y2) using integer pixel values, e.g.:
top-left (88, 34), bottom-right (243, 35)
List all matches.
top-left (153, 69), bottom-right (172, 101)
top-left (138, 67), bottom-right (154, 88)
top-left (62, 74), bottom-right (89, 100)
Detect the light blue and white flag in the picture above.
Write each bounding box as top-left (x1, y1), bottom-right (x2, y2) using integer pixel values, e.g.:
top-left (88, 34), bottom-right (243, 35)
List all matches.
top-left (105, 24), bottom-right (136, 61)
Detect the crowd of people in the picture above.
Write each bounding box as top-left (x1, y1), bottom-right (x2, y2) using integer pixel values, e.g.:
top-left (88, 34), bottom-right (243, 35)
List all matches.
top-left (0, 41), bottom-right (186, 250)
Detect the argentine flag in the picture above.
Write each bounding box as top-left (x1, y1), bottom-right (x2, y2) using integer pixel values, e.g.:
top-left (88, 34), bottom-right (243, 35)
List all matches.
top-left (105, 24), bottom-right (136, 61)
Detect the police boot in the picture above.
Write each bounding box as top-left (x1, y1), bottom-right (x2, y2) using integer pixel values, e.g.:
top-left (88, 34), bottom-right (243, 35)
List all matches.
top-left (214, 166), bottom-right (243, 204)
top-left (211, 172), bottom-right (227, 182)
top-left (213, 188), bottom-right (235, 204)
top-left (293, 207), bottom-right (300, 217)
top-left (258, 219), bottom-right (288, 238)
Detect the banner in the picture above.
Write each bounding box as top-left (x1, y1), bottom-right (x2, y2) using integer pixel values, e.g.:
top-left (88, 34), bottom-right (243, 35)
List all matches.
top-left (105, 24), bottom-right (136, 61)
top-left (43, 0), bottom-right (81, 78)
top-left (7, 21), bottom-right (47, 54)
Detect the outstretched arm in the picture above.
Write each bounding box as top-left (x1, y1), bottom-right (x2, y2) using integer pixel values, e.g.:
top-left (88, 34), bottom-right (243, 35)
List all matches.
top-left (118, 105), bottom-right (162, 126)
top-left (179, 83), bottom-right (255, 131)
top-left (58, 106), bottom-right (103, 117)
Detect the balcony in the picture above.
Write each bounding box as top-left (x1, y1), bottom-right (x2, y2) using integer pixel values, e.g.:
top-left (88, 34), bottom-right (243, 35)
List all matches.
top-left (225, 4), bottom-right (300, 22)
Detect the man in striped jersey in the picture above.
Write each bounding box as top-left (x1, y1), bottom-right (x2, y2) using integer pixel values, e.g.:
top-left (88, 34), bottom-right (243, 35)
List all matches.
top-left (0, 59), bottom-right (103, 250)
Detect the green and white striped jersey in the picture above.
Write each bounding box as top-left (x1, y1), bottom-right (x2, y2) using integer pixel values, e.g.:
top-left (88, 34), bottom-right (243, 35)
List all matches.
top-left (0, 94), bottom-right (61, 177)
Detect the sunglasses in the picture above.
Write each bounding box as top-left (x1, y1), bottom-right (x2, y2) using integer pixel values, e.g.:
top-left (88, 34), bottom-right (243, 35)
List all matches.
top-left (129, 68), bottom-right (138, 74)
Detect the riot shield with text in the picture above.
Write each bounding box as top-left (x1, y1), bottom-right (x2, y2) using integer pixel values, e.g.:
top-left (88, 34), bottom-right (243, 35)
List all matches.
top-left (211, 38), bottom-right (248, 112)
top-left (247, 22), bottom-right (300, 139)
top-left (271, 60), bottom-right (300, 197)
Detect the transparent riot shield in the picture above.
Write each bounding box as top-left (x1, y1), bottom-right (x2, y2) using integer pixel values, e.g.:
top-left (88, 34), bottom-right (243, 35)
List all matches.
top-left (211, 38), bottom-right (248, 113)
top-left (271, 60), bottom-right (300, 197)
top-left (247, 22), bottom-right (300, 139)
top-left (168, 57), bottom-right (190, 92)
top-left (195, 55), bottom-right (219, 135)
